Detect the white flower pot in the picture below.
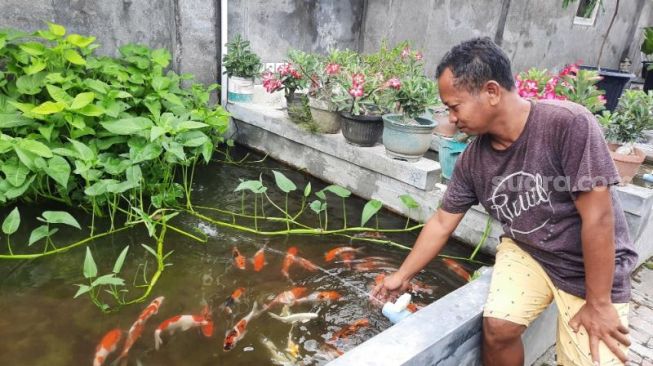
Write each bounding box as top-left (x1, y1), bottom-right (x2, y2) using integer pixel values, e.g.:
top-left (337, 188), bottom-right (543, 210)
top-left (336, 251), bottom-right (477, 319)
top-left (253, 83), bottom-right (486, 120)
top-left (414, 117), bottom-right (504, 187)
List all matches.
top-left (227, 76), bottom-right (254, 103)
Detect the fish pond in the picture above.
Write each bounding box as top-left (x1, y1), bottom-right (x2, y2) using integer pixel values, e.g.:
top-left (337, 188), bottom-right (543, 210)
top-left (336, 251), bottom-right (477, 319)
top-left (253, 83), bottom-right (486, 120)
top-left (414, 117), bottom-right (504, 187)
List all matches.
top-left (0, 147), bottom-right (490, 366)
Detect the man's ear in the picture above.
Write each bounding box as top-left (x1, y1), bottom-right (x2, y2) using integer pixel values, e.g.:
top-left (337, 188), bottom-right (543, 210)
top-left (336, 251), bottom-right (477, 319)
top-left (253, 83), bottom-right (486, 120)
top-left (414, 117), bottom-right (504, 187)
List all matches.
top-left (484, 81), bottom-right (502, 106)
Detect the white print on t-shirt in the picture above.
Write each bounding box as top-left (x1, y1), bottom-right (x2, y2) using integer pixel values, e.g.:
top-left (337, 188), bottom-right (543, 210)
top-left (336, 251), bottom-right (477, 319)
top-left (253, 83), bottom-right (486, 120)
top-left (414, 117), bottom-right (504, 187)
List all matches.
top-left (487, 172), bottom-right (556, 237)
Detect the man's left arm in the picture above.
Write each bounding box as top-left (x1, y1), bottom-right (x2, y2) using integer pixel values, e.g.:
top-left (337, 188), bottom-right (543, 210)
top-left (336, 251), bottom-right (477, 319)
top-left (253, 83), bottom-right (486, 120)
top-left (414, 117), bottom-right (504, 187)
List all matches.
top-left (570, 187), bottom-right (630, 365)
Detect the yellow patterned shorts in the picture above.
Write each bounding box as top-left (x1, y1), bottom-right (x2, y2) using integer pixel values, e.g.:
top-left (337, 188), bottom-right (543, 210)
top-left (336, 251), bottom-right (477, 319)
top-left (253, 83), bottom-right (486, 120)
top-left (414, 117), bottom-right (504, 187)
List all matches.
top-left (483, 238), bottom-right (629, 366)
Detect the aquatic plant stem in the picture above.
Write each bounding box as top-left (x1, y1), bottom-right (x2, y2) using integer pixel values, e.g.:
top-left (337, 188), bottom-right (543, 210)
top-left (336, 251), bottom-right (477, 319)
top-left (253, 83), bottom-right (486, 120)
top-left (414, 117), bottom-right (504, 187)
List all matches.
top-left (0, 226), bottom-right (131, 260)
top-left (469, 216), bottom-right (492, 261)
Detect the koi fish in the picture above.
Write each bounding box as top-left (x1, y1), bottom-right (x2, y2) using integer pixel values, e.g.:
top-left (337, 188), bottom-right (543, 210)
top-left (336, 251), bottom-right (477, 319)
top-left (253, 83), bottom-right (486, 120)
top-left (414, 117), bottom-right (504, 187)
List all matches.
top-left (137, 296), bottom-right (165, 322)
top-left (223, 302), bottom-right (261, 351)
top-left (200, 304), bottom-right (214, 337)
top-left (329, 319), bottom-right (369, 341)
top-left (154, 314), bottom-right (210, 350)
top-left (252, 245), bottom-right (266, 272)
top-left (260, 335), bottom-right (296, 365)
top-left (93, 328), bottom-right (122, 366)
top-left (221, 287), bottom-right (246, 315)
top-left (295, 256), bottom-right (318, 272)
top-left (296, 291), bottom-right (342, 304)
top-left (324, 246), bottom-right (362, 262)
top-left (232, 247), bottom-right (246, 270)
top-left (264, 287), bottom-right (308, 310)
top-left (353, 257), bottom-right (394, 272)
top-left (281, 247), bottom-right (298, 280)
top-left (442, 258), bottom-right (471, 281)
top-left (315, 343), bottom-right (344, 361)
top-left (117, 296), bottom-right (165, 361)
top-left (268, 305), bottom-right (319, 324)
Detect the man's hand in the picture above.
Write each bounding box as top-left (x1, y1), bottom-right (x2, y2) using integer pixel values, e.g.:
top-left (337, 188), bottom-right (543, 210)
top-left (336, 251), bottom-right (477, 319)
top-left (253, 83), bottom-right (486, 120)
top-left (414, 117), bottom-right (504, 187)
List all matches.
top-left (568, 301), bottom-right (630, 365)
top-left (369, 272), bottom-right (411, 303)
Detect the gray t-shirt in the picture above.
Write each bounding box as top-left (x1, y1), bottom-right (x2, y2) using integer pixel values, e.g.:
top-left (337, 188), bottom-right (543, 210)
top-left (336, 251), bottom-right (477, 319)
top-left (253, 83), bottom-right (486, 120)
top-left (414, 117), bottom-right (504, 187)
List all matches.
top-left (441, 100), bottom-right (638, 303)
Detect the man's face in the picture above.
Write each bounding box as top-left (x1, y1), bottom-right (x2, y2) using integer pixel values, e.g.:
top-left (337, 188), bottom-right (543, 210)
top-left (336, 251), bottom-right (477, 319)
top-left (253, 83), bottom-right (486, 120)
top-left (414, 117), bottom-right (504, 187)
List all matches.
top-left (437, 68), bottom-right (494, 135)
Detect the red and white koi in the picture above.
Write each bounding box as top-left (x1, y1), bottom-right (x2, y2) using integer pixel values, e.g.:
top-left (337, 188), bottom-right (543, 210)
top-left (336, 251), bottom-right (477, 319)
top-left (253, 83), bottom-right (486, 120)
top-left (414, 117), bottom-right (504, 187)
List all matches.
top-left (296, 291), bottom-right (342, 304)
top-left (232, 246), bottom-right (246, 270)
top-left (324, 246), bottom-right (363, 262)
top-left (223, 302), bottom-right (261, 351)
top-left (93, 328), bottom-right (122, 366)
top-left (154, 314), bottom-right (210, 350)
top-left (442, 258), bottom-right (471, 281)
top-left (281, 247), bottom-right (298, 280)
top-left (264, 287), bottom-right (308, 310)
top-left (117, 296), bottom-right (164, 361)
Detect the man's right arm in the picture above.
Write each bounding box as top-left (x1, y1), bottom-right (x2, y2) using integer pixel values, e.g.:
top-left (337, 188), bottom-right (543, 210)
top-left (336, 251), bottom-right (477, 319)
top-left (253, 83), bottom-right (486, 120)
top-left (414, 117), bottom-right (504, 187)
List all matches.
top-left (370, 208), bottom-right (466, 302)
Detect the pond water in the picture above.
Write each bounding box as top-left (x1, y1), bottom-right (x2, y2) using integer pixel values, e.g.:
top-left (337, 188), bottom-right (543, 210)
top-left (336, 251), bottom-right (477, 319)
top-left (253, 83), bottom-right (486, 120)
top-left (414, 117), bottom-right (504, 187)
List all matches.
top-left (0, 146), bottom-right (489, 366)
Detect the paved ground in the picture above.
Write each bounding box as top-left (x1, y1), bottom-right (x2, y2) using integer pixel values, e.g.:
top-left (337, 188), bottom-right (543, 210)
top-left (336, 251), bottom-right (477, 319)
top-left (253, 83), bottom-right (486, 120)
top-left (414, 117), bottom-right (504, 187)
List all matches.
top-left (533, 258), bottom-right (653, 365)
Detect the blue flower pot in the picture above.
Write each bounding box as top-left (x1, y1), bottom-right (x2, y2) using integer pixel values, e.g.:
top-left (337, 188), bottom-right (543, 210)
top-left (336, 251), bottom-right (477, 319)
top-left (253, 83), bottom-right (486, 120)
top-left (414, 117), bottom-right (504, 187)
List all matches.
top-left (438, 136), bottom-right (469, 180)
top-left (382, 114), bottom-right (437, 162)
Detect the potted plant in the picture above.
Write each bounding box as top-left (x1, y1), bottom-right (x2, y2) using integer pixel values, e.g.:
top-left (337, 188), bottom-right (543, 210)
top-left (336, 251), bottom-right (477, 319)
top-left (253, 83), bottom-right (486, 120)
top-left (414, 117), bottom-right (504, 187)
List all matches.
top-left (330, 42), bottom-right (418, 146)
top-left (515, 64), bottom-right (606, 113)
top-left (597, 90), bottom-right (653, 184)
top-left (382, 75), bottom-right (438, 161)
top-left (641, 26), bottom-right (653, 92)
top-left (261, 61), bottom-right (308, 122)
top-left (222, 34), bottom-right (261, 103)
top-left (563, 0), bottom-right (634, 111)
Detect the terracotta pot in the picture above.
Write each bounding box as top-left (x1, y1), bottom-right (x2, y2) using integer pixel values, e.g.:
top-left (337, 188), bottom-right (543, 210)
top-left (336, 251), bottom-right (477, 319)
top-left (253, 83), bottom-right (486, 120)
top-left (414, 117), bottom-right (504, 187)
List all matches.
top-left (431, 108), bottom-right (457, 137)
top-left (608, 144), bottom-right (646, 185)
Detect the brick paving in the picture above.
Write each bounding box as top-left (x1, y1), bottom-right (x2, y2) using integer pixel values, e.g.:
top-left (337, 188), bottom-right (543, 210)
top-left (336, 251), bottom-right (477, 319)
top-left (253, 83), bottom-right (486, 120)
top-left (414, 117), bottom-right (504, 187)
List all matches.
top-left (534, 258), bottom-right (653, 365)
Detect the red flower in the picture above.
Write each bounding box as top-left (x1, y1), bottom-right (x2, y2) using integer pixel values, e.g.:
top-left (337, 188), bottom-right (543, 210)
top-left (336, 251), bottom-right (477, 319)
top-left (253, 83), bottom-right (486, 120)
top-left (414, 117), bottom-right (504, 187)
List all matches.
top-left (348, 85), bottom-right (364, 98)
top-left (385, 77), bottom-right (401, 90)
top-left (352, 73), bottom-right (365, 86)
top-left (325, 63), bottom-right (341, 75)
top-left (263, 78), bottom-right (282, 93)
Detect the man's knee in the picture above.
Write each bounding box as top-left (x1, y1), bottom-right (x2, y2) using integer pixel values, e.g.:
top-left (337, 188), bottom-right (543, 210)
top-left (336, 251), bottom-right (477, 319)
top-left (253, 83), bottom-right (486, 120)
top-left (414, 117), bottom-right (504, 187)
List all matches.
top-left (483, 317), bottom-right (525, 346)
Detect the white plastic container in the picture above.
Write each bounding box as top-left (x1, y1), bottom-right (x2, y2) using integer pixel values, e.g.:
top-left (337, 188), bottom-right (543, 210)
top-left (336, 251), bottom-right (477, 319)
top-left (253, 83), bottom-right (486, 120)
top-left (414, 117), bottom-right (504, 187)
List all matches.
top-left (381, 293), bottom-right (413, 324)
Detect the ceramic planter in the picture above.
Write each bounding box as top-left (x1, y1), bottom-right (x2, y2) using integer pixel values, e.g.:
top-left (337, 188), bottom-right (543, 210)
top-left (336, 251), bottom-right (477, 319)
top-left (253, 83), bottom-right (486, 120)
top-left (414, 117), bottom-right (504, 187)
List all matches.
top-left (609, 144), bottom-right (646, 185)
top-left (382, 114), bottom-right (437, 162)
top-left (339, 112), bottom-right (383, 147)
top-left (308, 97), bottom-right (341, 134)
top-left (227, 76), bottom-right (254, 103)
top-left (580, 66), bottom-right (634, 111)
top-left (439, 137), bottom-right (469, 180)
top-left (285, 92), bottom-right (308, 123)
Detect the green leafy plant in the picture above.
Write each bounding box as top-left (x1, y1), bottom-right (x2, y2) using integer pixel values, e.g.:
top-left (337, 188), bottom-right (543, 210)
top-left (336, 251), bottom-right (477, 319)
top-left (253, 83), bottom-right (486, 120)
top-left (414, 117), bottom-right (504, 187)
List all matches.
top-left (641, 27), bottom-right (653, 62)
top-left (222, 34), bottom-right (261, 78)
top-left (0, 23), bottom-right (230, 220)
top-left (598, 90), bottom-right (653, 153)
top-left (389, 75), bottom-right (438, 121)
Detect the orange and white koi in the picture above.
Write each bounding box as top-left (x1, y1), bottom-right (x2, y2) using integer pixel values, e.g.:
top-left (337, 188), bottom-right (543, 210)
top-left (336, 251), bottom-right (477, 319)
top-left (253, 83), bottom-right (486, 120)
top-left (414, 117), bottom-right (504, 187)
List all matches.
top-left (353, 257), bottom-right (394, 272)
top-left (252, 245), bottom-right (266, 272)
top-left (223, 302), bottom-right (261, 351)
top-left (200, 304), bottom-right (214, 337)
top-left (442, 258), bottom-right (471, 281)
top-left (232, 247), bottom-right (246, 270)
top-left (295, 256), bottom-right (318, 272)
top-left (154, 314), bottom-right (210, 350)
top-left (296, 291), bottom-right (342, 304)
top-left (329, 319), bottom-right (369, 341)
top-left (265, 287), bottom-right (308, 310)
top-left (281, 247), bottom-right (298, 280)
top-left (93, 328), bottom-right (122, 366)
top-left (221, 287), bottom-right (246, 315)
top-left (116, 296), bottom-right (165, 362)
top-left (324, 246), bottom-right (362, 262)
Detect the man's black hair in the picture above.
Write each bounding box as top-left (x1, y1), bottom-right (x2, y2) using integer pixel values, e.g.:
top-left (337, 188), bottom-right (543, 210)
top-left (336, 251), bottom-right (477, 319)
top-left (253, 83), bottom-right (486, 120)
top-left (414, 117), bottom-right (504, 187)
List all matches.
top-left (435, 37), bottom-right (514, 93)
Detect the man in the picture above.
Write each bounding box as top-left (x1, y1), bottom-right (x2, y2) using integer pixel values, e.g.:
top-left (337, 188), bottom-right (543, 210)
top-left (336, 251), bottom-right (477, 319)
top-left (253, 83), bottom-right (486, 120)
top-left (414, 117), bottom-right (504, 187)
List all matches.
top-left (371, 37), bottom-right (637, 366)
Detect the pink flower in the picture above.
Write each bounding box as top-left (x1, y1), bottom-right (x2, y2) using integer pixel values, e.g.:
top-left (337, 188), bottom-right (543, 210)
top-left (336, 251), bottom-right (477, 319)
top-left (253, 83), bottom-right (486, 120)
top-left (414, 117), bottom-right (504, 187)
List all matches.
top-left (415, 52), bottom-right (423, 61)
top-left (290, 69), bottom-right (302, 79)
top-left (559, 63), bottom-right (579, 77)
top-left (401, 47), bottom-right (411, 59)
top-left (263, 78), bottom-right (282, 93)
top-left (598, 95), bottom-right (606, 104)
top-left (349, 85), bottom-right (364, 98)
top-left (262, 71), bottom-right (275, 81)
top-left (352, 73), bottom-right (365, 86)
top-left (385, 77), bottom-right (401, 90)
top-left (325, 63), bottom-right (341, 75)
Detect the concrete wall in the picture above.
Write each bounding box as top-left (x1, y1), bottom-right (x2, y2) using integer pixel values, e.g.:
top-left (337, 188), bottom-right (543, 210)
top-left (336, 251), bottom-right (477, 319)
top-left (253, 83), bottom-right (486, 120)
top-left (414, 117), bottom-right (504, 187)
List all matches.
top-left (362, 0), bottom-right (652, 76)
top-left (228, 0), bottom-right (365, 63)
top-left (0, 0), bottom-right (219, 85)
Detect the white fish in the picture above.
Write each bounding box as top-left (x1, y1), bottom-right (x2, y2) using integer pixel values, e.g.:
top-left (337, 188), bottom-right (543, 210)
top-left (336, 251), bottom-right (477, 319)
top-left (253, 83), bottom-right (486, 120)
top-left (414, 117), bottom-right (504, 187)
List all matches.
top-left (260, 336), bottom-right (296, 366)
top-left (268, 311), bottom-right (318, 324)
